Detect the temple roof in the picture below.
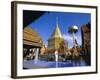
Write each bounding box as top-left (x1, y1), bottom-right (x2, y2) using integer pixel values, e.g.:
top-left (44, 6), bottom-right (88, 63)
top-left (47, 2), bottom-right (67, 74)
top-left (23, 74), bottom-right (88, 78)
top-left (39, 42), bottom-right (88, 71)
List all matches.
top-left (23, 27), bottom-right (43, 47)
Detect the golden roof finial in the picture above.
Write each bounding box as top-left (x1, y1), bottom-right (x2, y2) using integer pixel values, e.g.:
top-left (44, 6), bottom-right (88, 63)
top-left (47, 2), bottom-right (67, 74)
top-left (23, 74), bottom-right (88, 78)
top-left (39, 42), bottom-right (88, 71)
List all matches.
top-left (56, 17), bottom-right (58, 27)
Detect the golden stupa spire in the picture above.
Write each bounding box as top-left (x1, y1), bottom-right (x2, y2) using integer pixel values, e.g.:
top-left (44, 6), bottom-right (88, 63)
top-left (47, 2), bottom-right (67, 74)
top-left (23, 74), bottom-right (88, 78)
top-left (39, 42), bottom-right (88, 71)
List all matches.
top-left (56, 17), bottom-right (59, 27)
top-left (50, 17), bottom-right (62, 38)
top-left (47, 17), bottom-right (65, 50)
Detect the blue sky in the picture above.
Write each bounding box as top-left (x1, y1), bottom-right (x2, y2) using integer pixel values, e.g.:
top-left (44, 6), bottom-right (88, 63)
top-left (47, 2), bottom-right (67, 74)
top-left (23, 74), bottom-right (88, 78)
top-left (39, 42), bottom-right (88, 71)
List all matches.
top-left (28, 11), bottom-right (90, 48)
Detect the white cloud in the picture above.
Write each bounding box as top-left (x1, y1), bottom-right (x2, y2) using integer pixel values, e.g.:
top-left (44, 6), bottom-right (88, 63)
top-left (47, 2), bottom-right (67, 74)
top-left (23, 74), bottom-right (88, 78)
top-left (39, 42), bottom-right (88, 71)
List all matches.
top-left (62, 34), bottom-right (73, 48)
top-left (74, 34), bottom-right (82, 46)
top-left (62, 34), bottom-right (72, 41)
top-left (62, 33), bottom-right (82, 48)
